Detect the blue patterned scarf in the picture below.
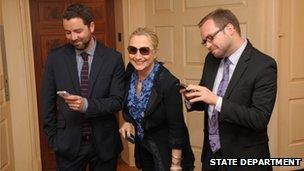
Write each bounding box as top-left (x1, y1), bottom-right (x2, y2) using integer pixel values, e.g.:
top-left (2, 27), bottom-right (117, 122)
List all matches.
top-left (127, 62), bottom-right (160, 140)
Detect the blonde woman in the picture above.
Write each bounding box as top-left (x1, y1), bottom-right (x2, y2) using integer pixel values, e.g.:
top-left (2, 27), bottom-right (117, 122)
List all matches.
top-left (119, 27), bottom-right (195, 171)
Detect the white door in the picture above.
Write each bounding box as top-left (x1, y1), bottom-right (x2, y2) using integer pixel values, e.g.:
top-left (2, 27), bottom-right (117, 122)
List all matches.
top-left (278, 0), bottom-right (304, 170)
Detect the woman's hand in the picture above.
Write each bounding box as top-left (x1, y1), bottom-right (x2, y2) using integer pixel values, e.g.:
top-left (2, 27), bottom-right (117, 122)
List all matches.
top-left (170, 149), bottom-right (182, 170)
top-left (170, 165), bottom-right (182, 171)
top-left (119, 122), bottom-right (133, 138)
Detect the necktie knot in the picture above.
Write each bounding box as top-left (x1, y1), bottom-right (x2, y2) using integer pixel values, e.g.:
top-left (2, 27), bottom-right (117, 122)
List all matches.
top-left (81, 52), bottom-right (89, 61)
top-left (224, 57), bottom-right (232, 66)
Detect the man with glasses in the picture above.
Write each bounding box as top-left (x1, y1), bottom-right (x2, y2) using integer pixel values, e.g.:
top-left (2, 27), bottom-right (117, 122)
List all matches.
top-left (181, 8), bottom-right (277, 171)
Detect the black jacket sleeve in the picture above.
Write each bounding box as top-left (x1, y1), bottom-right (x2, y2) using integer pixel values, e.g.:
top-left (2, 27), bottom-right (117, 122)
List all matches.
top-left (41, 54), bottom-right (57, 148)
top-left (164, 78), bottom-right (188, 149)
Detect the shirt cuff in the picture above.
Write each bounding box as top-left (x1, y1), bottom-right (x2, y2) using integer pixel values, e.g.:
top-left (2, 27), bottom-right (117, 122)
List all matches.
top-left (214, 97), bottom-right (223, 112)
top-left (80, 98), bottom-right (88, 113)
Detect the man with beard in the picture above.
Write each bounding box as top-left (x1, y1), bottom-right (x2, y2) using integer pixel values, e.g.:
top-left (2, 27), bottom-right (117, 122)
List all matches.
top-left (41, 4), bottom-right (125, 170)
top-left (181, 9), bottom-right (277, 171)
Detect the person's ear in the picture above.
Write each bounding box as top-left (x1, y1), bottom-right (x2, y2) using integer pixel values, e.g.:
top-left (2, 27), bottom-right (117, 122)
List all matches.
top-left (153, 49), bottom-right (157, 59)
top-left (225, 23), bottom-right (235, 35)
top-left (89, 21), bottom-right (95, 33)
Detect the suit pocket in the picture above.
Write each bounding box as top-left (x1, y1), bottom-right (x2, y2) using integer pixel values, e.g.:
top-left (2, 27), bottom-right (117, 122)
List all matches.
top-left (56, 120), bottom-right (66, 129)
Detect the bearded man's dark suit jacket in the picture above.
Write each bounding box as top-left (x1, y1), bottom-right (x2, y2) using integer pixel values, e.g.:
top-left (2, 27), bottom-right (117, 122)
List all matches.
top-left (189, 40), bottom-right (277, 170)
top-left (41, 42), bottom-right (125, 161)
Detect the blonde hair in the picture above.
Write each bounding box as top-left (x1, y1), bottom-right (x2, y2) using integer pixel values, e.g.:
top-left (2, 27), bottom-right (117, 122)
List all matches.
top-left (129, 27), bottom-right (159, 50)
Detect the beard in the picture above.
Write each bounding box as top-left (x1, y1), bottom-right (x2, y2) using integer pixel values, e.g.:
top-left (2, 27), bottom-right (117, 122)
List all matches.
top-left (210, 45), bottom-right (228, 58)
top-left (72, 35), bottom-right (92, 50)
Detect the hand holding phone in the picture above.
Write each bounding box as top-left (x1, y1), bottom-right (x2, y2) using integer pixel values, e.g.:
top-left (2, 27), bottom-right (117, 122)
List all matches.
top-left (57, 91), bottom-right (70, 98)
top-left (125, 132), bottom-right (135, 144)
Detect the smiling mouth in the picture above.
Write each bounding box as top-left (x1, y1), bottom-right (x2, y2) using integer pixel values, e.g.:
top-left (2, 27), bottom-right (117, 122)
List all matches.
top-left (135, 61), bottom-right (144, 65)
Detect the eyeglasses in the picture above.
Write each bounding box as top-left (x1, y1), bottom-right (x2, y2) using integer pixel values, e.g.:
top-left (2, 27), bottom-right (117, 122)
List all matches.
top-left (201, 25), bottom-right (227, 46)
top-left (127, 46), bottom-right (152, 55)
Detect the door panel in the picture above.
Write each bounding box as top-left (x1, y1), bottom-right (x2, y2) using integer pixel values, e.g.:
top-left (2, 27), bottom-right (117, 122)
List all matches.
top-left (29, 0), bottom-right (116, 170)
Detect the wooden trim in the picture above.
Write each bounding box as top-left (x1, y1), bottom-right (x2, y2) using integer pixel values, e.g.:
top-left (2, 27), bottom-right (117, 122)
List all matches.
top-left (2, 0), bottom-right (41, 170)
top-left (106, 0), bottom-right (116, 48)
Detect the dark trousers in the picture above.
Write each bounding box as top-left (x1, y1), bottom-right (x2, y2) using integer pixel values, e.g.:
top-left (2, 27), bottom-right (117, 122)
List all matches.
top-left (55, 137), bottom-right (118, 171)
top-left (202, 146), bottom-right (225, 171)
top-left (139, 141), bottom-right (162, 171)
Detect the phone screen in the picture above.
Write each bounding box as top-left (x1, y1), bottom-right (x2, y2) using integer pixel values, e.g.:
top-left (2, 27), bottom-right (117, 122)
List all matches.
top-left (178, 83), bottom-right (190, 92)
top-left (57, 91), bottom-right (70, 98)
top-left (179, 83), bottom-right (188, 89)
top-left (125, 132), bottom-right (135, 144)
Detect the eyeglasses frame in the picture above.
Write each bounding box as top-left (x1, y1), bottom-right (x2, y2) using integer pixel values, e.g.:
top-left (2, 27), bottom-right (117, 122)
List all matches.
top-left (201, 24), bottom-right (227, 46)
top-left (127, 46), bottom-right (153, 55)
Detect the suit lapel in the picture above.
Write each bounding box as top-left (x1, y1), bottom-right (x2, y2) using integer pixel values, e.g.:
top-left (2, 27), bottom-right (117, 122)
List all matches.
top-left (144, 64), bottom-right (163, 117)
top-left (88, 42), bottom-right (106, 96)
top-left (63, 44), bottom-right (80, 94)
top-left (224, 42), bottom-right (251, 98)
top-left (205, 56), bottom-right (221, 90)
top-left (144, 88), bottom-right (161, 117)
top-left (123, 63), bottom-right (134, 106)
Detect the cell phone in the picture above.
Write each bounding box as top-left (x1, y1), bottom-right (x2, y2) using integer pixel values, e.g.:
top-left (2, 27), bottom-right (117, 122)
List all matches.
top-left (57, 91), bottom-right (70, 98)
top-left (179, 83), bottom-right (188, 89)
top-left (125, 132), bottom-right (135, 144)
top-left (178, 83), bottom-right (191, 92)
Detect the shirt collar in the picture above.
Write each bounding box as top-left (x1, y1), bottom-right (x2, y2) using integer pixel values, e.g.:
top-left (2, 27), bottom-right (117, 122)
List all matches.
top-left (226, 39), bottom-right (247, 65)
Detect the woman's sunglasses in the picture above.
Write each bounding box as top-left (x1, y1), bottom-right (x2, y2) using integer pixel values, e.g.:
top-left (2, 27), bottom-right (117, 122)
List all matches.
top-left (127, 46), bottom-right (151, 55)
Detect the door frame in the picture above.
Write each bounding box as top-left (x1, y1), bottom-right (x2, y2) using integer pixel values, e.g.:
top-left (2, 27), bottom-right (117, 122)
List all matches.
top-left (2, 0), bottom-right (41, 170)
